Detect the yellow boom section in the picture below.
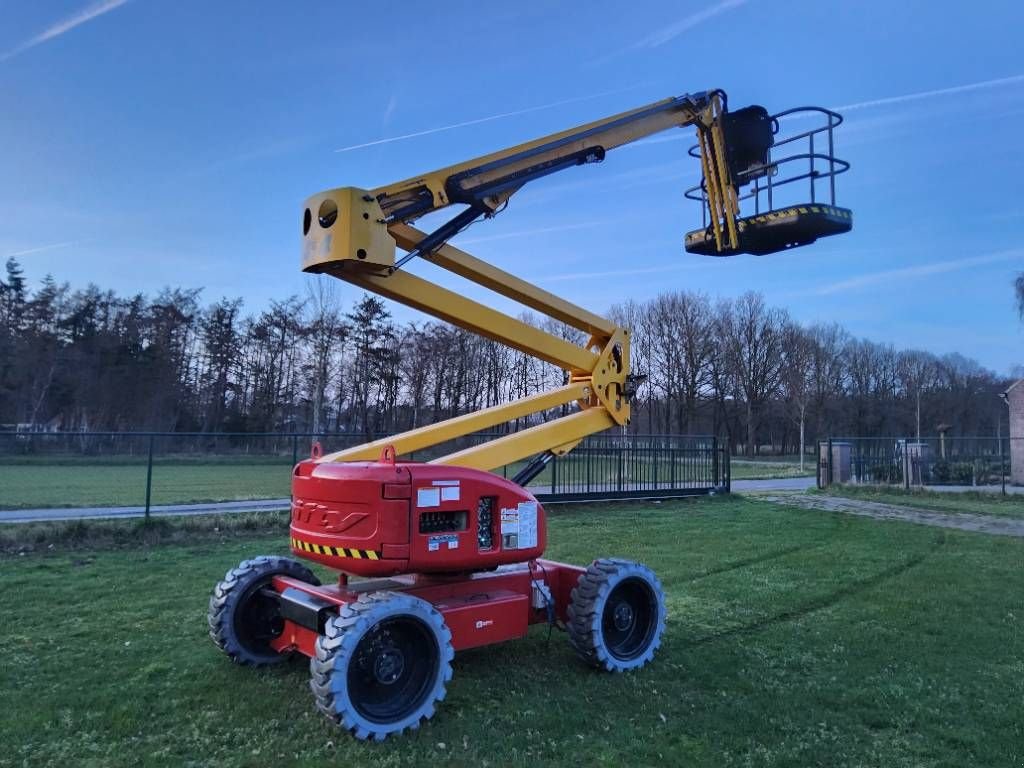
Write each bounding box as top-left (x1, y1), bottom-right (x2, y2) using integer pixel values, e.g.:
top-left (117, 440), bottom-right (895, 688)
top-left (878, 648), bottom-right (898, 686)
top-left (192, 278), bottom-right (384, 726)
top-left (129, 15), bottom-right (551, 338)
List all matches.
top-left (300, 89), bottom-right (741, 472)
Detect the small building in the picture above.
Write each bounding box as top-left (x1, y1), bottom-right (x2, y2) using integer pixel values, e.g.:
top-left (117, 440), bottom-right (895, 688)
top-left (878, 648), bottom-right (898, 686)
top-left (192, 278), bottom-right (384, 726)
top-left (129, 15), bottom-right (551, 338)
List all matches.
top-left (1005, 379), bottom-right (1024, 485)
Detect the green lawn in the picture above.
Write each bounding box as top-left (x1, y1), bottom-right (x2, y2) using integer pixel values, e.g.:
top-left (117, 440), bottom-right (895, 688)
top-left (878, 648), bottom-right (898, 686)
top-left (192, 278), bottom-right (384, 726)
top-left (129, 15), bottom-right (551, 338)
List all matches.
top-left (823, 485), bottom-right (1024, 519)
top-left (2, 497), bottom-right (1022, 767)
top-left (0, 463), bottom-right (295, 509)
top-left (729, 459), bottom-right (814, 480)
top-left (0, 453), bottom-right (808, 511)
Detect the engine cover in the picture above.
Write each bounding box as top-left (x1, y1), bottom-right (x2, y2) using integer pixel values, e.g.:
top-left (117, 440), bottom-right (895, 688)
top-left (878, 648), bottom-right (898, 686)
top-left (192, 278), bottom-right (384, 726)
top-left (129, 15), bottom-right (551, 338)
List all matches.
top-left (290, 457), bottom-right (547, 577)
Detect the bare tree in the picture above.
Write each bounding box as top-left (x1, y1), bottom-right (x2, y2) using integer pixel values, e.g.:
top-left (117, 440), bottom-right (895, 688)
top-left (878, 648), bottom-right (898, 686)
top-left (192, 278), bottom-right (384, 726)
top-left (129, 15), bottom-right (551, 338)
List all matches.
top-left (807, 323), bottom-right (848, 446)
top-left (198, 297), bottom-right (243, 431)
top-left (345, 295), bottom-right (396, 441)
top-left (718, 293), bottom-right (789, 456)
top-left (1, 260), bottom-right (1014, 446)
top-left (303, 280), bottom-right (345, 434)
top-left (896, 349), bottom-right (937, 442)
top-left (781, 324), bottom-right (814, 469)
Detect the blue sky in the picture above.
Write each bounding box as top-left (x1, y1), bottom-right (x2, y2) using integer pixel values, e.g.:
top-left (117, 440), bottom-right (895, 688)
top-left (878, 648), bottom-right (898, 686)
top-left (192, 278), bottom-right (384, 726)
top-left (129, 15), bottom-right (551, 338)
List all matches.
top-left (2, 0), bottom-right (1022, 373)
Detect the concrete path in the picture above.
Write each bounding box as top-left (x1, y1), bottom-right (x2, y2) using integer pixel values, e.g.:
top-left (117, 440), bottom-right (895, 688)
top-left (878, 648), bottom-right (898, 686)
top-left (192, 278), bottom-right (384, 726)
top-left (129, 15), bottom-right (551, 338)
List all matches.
top-left (761, 494), bottom-right (1024, 538)
top-left (8, 476), bottom-right (1018, 527)
top-left (0, 477), bottom-right (819, 524)
top-left (731, 477), bottom-right (816, 492)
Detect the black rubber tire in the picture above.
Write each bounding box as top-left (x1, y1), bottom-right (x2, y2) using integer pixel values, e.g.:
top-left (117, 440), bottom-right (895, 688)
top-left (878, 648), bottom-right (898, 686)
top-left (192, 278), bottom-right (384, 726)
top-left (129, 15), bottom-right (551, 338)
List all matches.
top-left (208, 555), bottom-right (320, 666)
top-left (567, 558), bottom-right (666, 672)
top-left (310, 592), bottom-right (454, 741)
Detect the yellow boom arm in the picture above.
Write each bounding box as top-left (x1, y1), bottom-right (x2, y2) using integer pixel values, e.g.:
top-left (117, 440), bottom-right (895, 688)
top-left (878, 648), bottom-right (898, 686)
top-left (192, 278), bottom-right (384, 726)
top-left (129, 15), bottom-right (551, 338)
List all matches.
top-left (299, 89), bottom-right (846, 474)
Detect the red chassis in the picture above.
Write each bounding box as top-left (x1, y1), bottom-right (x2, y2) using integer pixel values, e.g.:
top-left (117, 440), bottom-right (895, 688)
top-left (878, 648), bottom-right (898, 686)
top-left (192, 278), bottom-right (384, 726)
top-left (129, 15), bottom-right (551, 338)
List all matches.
top-left (267, 559), bottom-right (584, 659)
top-left (208, 450), bottom-right (667, 741)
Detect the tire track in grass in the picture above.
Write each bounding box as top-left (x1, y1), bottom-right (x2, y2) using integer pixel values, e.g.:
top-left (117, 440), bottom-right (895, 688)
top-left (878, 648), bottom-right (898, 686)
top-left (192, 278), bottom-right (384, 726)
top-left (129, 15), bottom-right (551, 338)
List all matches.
top-left (672, 512), bottom-right (847, 585)
top-left (680, 542), bottom-right (829, 584)
top-left (686, 534), bottom-right (947, 646)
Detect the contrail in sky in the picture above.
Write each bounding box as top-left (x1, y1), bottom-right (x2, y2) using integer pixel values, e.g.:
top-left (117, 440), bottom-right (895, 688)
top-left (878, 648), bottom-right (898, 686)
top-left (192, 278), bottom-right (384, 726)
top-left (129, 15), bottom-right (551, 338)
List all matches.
top-left (589, 0), bottom-right (749, 65)
top-left (627, 0), bottom-right (748, 50)
top-left (2, 241), bottom-right (78, 258)
top-left (454, 222), bottom-right (599, 246)
top-left (814, 250), bottom-right (1023, 296)
top-left (540, 262), bottom-right (697, 283)
top-left (834, 73), bottom-right (1024, 112)
top-left (333, 87), bottom-right (638, 153)
top-left (629, 71), bottom-right (1024, 148)
top-left (1, 0), bottom-right (132, 62)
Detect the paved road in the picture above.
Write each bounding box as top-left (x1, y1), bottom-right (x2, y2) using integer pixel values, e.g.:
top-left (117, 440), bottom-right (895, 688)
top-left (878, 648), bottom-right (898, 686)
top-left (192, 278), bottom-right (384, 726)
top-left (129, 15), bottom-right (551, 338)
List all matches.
top-left (0, 498), bottom-right (291, 524)
top-left (731, 477), bottom-right (816, 492)
top-left (0, 477), bottom-right (821, 524)
top-left (12, 476), bottom-right (1016, 524)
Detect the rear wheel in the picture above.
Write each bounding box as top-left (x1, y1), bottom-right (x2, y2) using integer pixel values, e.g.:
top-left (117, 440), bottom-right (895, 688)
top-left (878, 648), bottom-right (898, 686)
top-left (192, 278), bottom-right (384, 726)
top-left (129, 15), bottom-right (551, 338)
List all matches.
top-left (567, 558), bottom-right (666, 672)
top-left (208, 555), bottom-right (320, 666)
top-left (310, 592), bottom-right (454, 741)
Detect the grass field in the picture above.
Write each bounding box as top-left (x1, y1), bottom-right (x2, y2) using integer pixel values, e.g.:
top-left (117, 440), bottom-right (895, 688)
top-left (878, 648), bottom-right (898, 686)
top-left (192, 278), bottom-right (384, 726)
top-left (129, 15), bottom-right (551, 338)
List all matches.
top-left (0, 462), bottom-right (295, 509)
top-left (823, 485), bottom-right (1024, 519)
top-left (728, 459), bottom-right (814, 480)
top-left (0, 453), bottom-right (809, 510)
top-left (2, 497), bottom-right (1022, 767)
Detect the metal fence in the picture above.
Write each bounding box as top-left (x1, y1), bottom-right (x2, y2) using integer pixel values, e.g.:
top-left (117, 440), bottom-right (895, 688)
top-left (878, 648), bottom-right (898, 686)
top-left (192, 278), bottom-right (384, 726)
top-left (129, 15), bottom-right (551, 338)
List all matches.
top-left (817, 436), bottom-right (1021, 494)
top-left (0, 430), bottom-right (730, 515)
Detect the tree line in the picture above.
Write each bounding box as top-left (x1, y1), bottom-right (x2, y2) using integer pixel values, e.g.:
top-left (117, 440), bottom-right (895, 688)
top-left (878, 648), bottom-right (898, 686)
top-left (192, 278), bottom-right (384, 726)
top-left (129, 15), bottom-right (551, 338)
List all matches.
top-left (0, 257), bottom-right (1017, 455)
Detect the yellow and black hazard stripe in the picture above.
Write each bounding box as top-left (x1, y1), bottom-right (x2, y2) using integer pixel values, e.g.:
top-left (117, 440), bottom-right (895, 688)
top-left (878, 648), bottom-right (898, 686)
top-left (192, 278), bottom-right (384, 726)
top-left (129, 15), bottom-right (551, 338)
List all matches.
top-left (743, 205), bottom-right (851, 226)
top-left (291, 537), bottom-right (380, 560)
top-left (687, 206), bottom-right (852, 242)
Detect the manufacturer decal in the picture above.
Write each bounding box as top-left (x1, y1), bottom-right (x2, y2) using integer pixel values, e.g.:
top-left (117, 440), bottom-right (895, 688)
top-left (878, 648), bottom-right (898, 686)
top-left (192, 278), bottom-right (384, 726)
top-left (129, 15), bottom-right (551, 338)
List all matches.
top-left (428, 533), bottom-right (459, 552)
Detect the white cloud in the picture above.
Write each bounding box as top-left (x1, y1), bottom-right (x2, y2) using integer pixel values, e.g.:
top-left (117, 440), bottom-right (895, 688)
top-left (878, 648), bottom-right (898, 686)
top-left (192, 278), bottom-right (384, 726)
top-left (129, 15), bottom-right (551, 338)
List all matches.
top-left (1, 0), bottom-right (132, 62)
top-left (812, 250), bottom-right (1024, 296)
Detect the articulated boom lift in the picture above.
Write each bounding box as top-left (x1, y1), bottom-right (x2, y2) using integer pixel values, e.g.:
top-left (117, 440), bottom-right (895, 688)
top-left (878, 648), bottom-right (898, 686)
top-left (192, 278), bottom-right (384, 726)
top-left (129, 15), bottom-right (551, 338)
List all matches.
top-left (209, 90), bottom-right (852, 740)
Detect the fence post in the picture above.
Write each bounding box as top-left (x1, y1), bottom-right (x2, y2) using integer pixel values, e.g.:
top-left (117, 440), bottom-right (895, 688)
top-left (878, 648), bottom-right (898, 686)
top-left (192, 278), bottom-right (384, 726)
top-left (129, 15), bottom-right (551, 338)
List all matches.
top-left (291, 434), bottom-right (299, 467)
top-left (904, 442), bottom-right (911, 490)
top-left (827, 437), bottom-right (833, 487)
top-left (1001, 435), bottom-right (1007, 496)
top-left (144, 433), bottom-right (154, 522)
top-left (617, 446), bottom-right (624, 492)
top-left (551, 454), bottom-right (559, 495)
top-left (712, 437), bottom-right (719, 488)
top-left (725, 445), bottom-right (731, 492)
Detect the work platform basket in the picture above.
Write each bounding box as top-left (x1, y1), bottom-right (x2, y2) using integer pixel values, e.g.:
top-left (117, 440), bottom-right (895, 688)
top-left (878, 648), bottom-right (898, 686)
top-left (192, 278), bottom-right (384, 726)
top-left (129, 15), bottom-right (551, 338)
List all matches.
top-left (684, 105), bottom-right (852, 256)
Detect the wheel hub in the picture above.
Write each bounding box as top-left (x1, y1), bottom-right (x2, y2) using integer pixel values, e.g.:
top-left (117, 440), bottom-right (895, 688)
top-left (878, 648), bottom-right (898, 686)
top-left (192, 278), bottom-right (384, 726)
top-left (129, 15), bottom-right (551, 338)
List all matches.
top-left (600, 576), bottom-right (658, 662)
top-left (612, 601), bottom-right (635, 631)
top-left (373, 647), bottom-right (405, 685)
top-left (347, 616), bottom-right (441, 726)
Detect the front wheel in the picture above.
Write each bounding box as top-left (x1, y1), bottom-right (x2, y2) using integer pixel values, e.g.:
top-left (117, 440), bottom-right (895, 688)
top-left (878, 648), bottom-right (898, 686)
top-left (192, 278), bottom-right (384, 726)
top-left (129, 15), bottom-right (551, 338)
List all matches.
top-left (310, 592), bottom-right (454, 741)
top-left (208, 555), bottom-right (320, 666)
top-left (567, 558), bottom-right (666, 672)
